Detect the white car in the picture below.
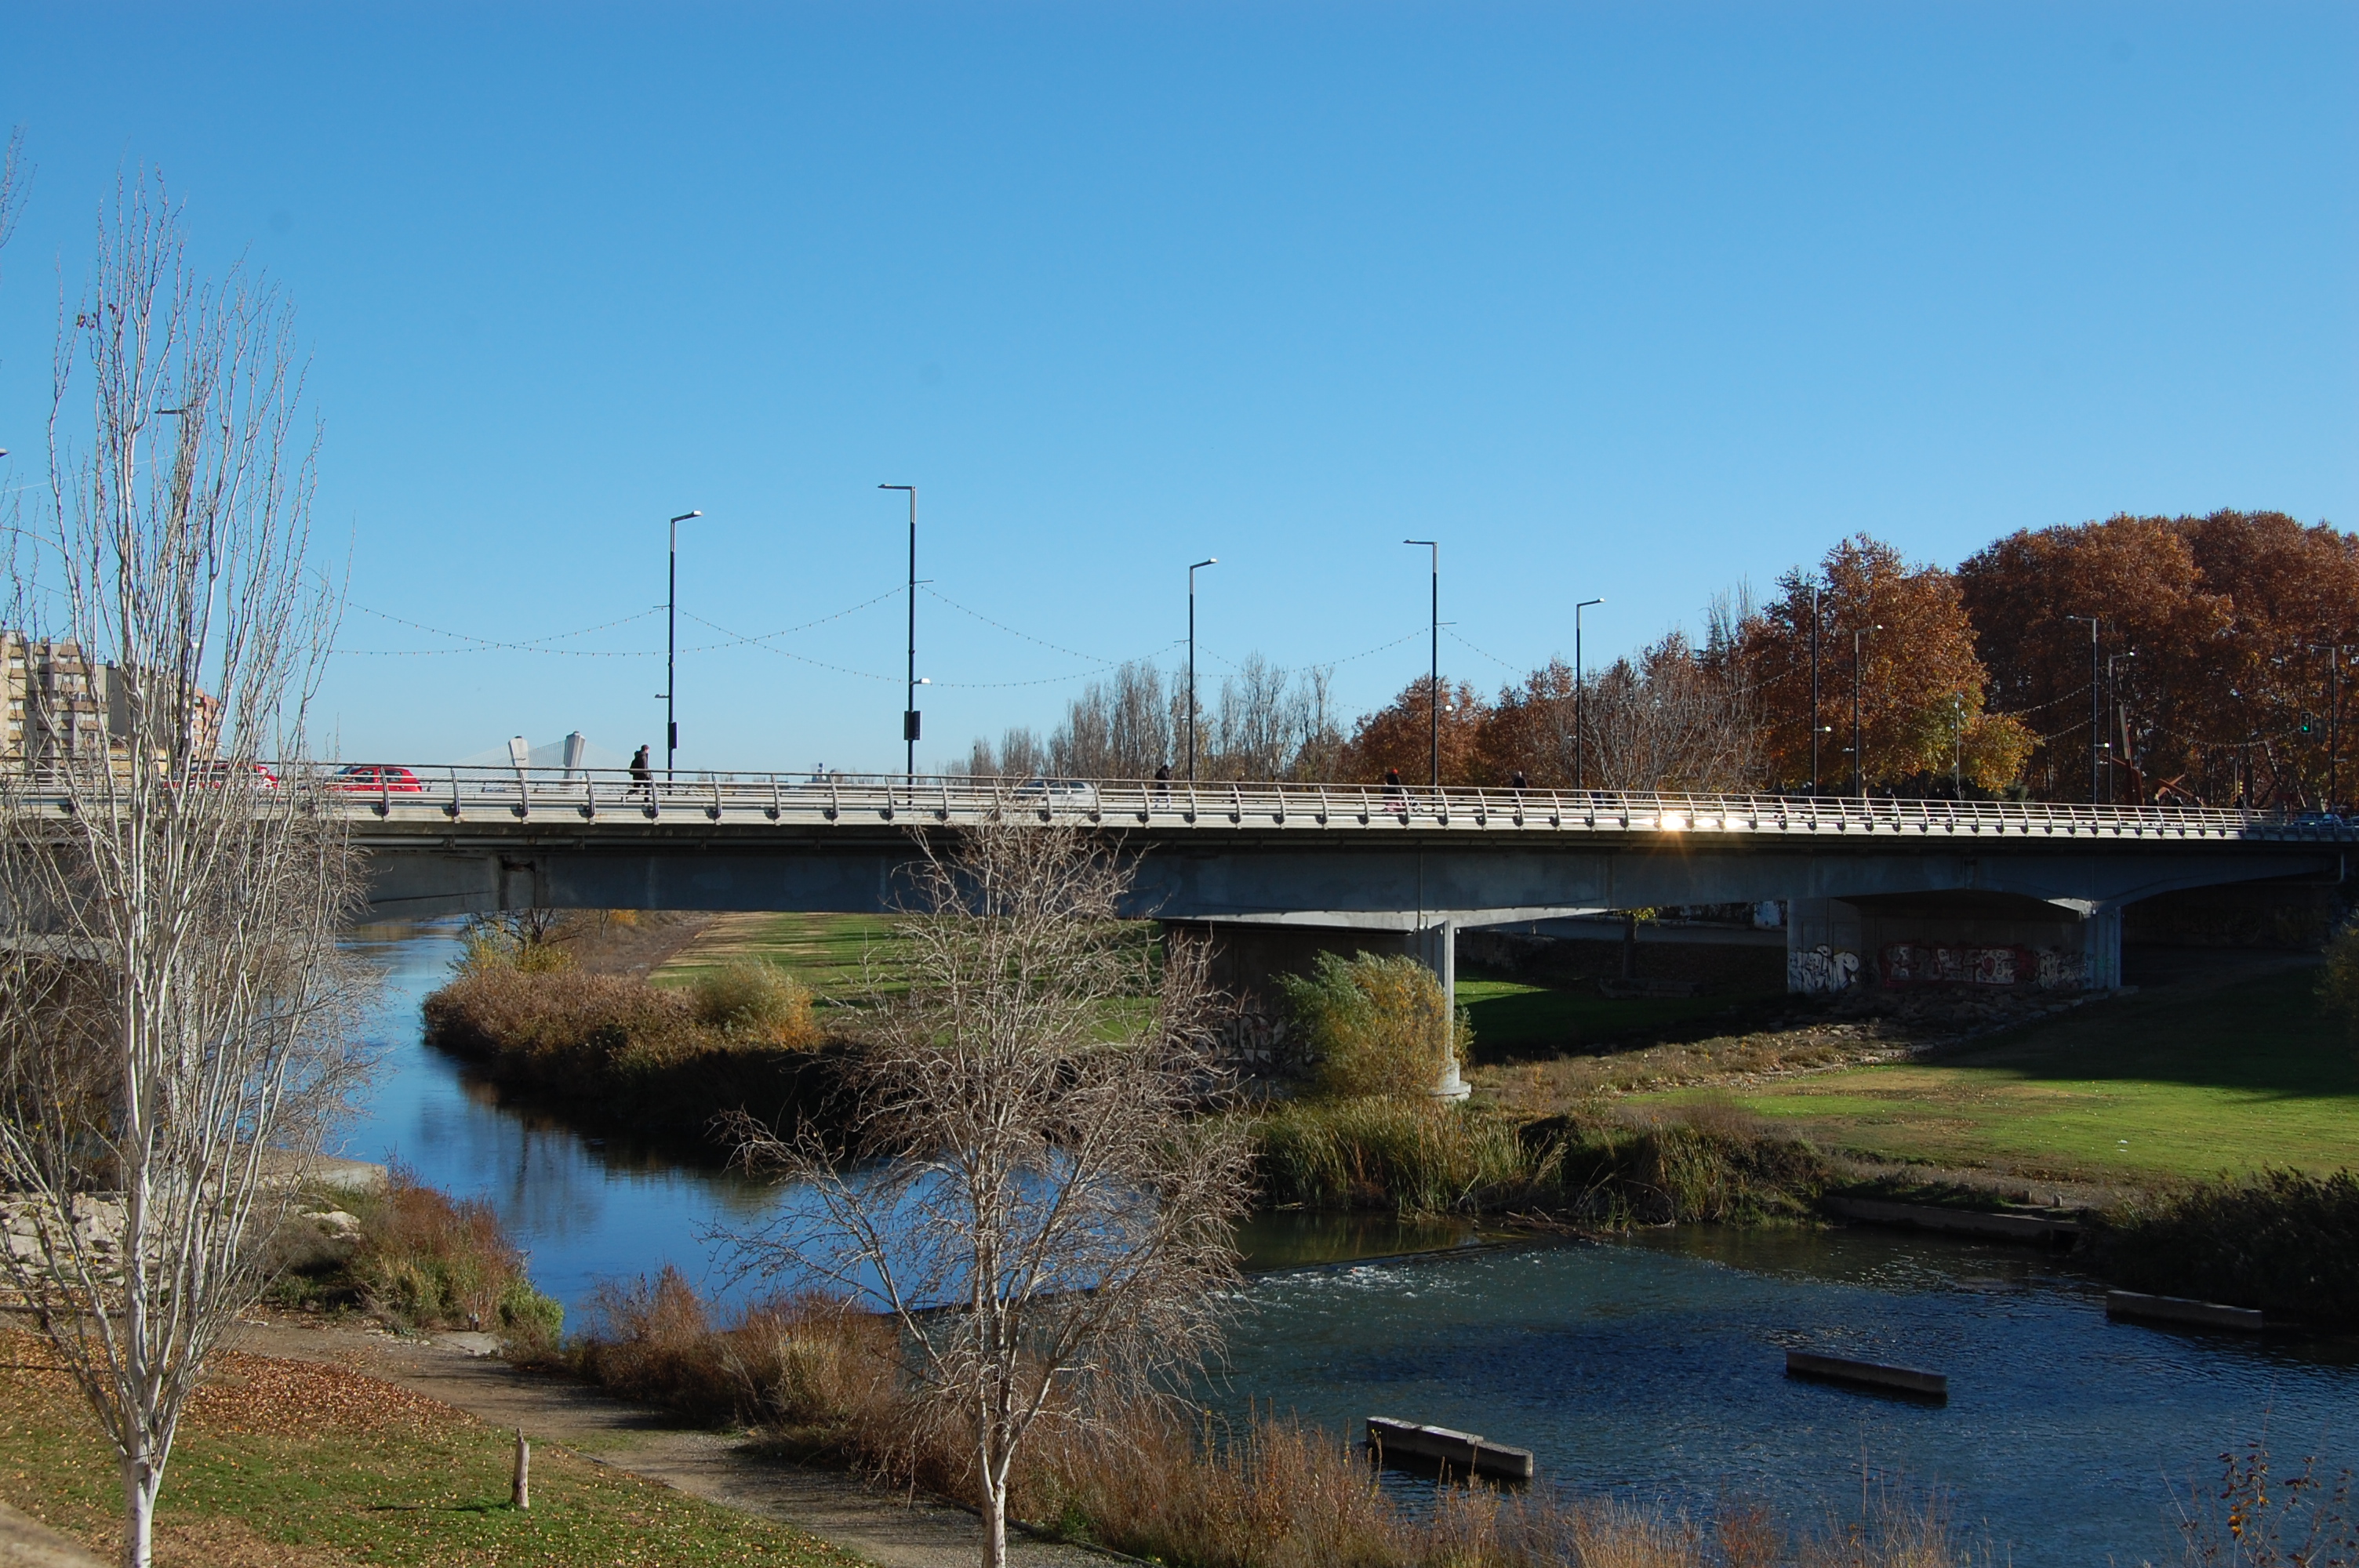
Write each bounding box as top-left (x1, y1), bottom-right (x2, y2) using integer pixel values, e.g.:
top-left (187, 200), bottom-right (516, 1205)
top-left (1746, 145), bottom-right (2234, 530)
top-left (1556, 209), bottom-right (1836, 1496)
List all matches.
top-left (1012, 777), bottom-right (1100, 811)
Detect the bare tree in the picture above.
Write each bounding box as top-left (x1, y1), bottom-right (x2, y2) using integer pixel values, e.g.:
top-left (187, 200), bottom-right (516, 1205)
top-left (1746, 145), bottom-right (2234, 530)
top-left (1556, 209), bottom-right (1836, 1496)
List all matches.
top-left (1049, 661), bottom-right (1170, 779)
top-left (729, 823), bottom-right (1252, 1568)
top-left (1581, 632), bottom-right (1763, 792)
top-left (0, 173), bottom-right (370, 1568)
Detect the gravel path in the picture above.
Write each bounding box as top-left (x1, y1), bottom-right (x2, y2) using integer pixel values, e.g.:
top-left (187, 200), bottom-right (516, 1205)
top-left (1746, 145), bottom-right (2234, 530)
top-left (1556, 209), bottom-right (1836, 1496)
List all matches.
top-left (230, 1316), bottom-right (1112, 1568)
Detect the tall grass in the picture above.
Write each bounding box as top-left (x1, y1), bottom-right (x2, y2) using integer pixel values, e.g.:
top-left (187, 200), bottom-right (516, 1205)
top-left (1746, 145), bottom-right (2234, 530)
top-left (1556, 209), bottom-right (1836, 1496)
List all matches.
top-left (572, 1271), bottom-right (1979, 1567)
top-left (1278, 952), bottom-right (1467, 1100)
top-left (1250, 1098), bottom-right (1831, 1225)
top-left (2091, 1168), bottom-right (2359, 1326)
top-left (336, 1167), bottom-right (564, 1356)
top-left (422, 963), bottom-right (840, 1147)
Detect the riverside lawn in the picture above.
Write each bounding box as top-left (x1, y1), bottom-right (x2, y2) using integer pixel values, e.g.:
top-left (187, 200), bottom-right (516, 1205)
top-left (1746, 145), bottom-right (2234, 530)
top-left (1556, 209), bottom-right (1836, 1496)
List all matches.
top-left (0, 1341), bottom-right (860, 1568)
top-left (663, 914), bottom-right (2351, 1190)
top-left (1608, 964), bottom-right (2354, 1186)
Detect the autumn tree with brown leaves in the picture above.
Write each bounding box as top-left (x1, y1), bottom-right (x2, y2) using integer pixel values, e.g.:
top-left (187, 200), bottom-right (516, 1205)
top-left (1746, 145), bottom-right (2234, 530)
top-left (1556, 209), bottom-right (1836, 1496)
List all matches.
top-left (1339, 676), bottom-right (1490, 786)
top-left (1738, 536), bottom-right (2032, 794)
top-left (1960, 511), bottom-right (2359, 807)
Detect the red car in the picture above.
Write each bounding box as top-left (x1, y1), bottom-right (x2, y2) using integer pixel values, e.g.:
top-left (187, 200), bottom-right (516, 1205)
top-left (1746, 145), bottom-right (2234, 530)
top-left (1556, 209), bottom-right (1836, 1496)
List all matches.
top-left (332, 764), bottom-right (423, 793)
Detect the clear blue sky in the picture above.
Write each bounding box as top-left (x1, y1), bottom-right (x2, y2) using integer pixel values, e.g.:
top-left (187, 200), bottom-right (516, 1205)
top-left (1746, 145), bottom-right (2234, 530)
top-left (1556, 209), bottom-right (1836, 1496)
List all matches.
top-left (1, 2), bottom-right (2351, 773)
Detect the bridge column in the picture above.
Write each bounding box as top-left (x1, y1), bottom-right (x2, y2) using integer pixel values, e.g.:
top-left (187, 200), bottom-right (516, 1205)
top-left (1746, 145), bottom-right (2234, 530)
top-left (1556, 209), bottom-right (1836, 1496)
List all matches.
top-left (1786, 898), bottom-right (1864, 995)
top-left (2086, 905), bottom-right (2123, 991)
top-left (1408, 919), bottom-right (1470, 1101)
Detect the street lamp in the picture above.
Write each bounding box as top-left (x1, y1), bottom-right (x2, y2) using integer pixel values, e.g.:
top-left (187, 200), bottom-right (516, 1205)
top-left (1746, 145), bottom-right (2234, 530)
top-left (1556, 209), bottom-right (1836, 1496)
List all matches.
top-left (1573, 597), bottom-right (1604, 791)
top-left (663, 510), bottom-right (702, 779)
top-left (1850, 622), bottom-right (1882, 799)
top-left (1808, 583), bottom-right (1823, 794)
top-left (1187, 558), bottom-right (1216, 782)
top-left (1404, 539), bottom-right (1440, 792)
top-left (2308, 643), bottom-right (2347, 813)
top-left (878, 485), bottom-right (918, 789)
top-left (2065, 615), bottom-right (2101, 805)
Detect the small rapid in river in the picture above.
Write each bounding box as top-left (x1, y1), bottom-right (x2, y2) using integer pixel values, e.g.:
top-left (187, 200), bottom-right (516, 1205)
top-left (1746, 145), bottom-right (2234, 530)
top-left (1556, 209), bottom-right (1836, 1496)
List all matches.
top-left (340, 922), bottom-right (2357, 1565)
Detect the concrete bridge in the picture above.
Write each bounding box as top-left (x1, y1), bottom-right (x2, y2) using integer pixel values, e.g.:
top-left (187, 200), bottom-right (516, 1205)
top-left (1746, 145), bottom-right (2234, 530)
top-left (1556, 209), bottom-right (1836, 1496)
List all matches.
top-left (329, 768), bottom-right (2350, 1007)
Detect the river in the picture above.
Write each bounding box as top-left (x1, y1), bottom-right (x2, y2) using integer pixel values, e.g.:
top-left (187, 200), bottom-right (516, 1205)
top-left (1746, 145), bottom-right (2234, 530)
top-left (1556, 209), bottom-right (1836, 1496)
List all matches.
top-left (339, 922), bottom-right (2358, 1564)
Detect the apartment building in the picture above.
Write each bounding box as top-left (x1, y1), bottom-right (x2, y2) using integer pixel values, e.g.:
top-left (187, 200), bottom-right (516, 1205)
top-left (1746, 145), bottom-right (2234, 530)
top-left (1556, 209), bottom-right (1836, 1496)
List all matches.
top-left (0, 633), bottom-right (221, 769)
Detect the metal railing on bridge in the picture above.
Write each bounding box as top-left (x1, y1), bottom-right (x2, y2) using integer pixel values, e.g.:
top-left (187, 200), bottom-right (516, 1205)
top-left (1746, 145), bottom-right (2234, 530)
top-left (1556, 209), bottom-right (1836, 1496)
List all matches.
top-left (269, 766), bottom-right (2357, 844)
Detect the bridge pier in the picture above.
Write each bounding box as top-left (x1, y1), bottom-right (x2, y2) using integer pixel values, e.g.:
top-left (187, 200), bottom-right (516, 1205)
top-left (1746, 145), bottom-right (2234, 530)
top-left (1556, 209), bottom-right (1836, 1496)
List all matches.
top-left (1787, 892), bottom-right (2124, 996)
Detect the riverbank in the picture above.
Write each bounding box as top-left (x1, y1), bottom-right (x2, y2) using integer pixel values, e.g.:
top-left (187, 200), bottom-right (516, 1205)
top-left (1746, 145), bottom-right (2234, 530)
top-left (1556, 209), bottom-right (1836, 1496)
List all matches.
top-left (1608, 960), bottom-right (2353, 1185)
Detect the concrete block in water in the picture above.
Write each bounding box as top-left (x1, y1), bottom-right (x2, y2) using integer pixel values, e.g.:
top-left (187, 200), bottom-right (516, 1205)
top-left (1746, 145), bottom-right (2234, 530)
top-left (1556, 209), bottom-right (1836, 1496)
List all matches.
top-left (2105, 1290), bottom-right (2265, 1331)
top-left (1366, 1416), bottom-right (1535, 1482)
top-left (1823, 1195), bottom-right (2078, 1244)
top-left (1784, 1350), bottom-right (1947, 1399)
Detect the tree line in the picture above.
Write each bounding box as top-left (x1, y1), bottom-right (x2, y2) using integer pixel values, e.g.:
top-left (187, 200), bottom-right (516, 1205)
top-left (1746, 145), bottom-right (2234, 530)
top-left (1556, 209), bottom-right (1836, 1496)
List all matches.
top-left (965, 512), bottom-right (2357, 808)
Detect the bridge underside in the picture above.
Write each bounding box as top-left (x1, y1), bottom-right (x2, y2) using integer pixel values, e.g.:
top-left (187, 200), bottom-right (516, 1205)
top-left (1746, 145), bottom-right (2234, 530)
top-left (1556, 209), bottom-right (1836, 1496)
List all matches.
top-left (364, 831), bottom-right (2328, 923)
top-left (360, 826), bottom-right (2338, 998)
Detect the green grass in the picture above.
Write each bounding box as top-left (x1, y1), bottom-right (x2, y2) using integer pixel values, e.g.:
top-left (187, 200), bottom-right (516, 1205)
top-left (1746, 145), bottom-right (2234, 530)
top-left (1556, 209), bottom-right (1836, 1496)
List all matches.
top-left (1455, 975), bottom-right (1757, 1061)
top-left (656, 913), bottom-right (906, 1008)
top-left (1632, 965), bottom-right (2357, 1185)
top-left (0, 1361), bottom-right (863, 1568)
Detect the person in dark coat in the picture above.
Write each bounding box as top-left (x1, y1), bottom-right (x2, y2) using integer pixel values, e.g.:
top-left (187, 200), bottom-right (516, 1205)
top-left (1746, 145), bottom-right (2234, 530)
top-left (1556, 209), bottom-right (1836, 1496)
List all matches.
top-left (629, 744), bottom-right (653, 799)
top-left (1154, 761), bottom-right (1172, 800)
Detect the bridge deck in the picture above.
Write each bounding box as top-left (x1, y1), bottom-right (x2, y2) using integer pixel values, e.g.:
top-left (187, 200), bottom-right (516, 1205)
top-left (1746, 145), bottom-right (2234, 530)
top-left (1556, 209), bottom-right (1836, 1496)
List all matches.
top-left (292, 768), bottom-right (2353, 845)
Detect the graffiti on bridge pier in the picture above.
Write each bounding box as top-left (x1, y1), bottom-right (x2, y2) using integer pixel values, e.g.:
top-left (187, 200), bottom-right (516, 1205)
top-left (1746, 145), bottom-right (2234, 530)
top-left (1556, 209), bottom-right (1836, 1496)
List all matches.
top-left (1879, 942), bottom-right (2090, 991)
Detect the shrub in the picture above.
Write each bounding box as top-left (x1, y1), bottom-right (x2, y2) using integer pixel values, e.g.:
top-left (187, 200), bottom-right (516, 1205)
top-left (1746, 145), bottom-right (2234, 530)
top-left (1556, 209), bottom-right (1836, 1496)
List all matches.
top-left (344, 1166), bottom-right (563, 1354)
top-left (575, 1266), bottom-right (896, 1451)
top-left (2321, 918), bottom-right (2359, 1044)
top-left (1276, 951), bottom-right (1466, 1099)
top-left (425, 967), bottom-right (707, 1072)
top-left (2092, 1168), bottom-right (2359, 1326)
top-left (688, 959), bottom-right (820, 1047)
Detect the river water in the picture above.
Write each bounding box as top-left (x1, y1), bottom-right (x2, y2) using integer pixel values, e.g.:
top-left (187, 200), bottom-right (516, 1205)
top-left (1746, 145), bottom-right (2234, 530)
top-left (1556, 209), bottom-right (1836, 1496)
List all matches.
top-left (340, 923), bottom-right (2357, 1564)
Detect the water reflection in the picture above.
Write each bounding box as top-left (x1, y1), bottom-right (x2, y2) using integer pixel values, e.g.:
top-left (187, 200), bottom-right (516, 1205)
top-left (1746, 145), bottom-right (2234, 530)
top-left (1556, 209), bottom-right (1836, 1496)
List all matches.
top-left (1235, 1210), bottom-right (1489, 1272)
top-left (339, 922), bottom-right (772, 1312)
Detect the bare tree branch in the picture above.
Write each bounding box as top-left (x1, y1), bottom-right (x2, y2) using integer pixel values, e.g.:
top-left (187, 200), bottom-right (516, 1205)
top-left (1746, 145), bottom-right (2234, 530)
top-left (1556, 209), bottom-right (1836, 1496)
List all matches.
top-left (0, 169), bottom-right (373, 1568)
top-left (726, 823), bottom-right (1252, 1568)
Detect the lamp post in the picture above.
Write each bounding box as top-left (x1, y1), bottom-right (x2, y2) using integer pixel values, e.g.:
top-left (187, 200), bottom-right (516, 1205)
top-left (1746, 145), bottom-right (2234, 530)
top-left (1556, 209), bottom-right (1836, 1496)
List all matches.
top-left (1808, 583), bottom-right (1822, 794)
top-left (2309, 643), bottom-right (2347, 812)
top-left (1574, 597), bottom-right (1604, 791)
top-left (2105, 648), bottom-right (2136, 805)
top-left (1850, 622), bottom-right (1882, 798)
top-left (878, 485), bottom-right (918, 789)
top-left (1404, 539), bottom-right (1440, 792)
top-left (663, 510), bottom-right (702, 779)
top-left (1187, 558), bottom-right (1216, 782)
top-left (2066, 615), bottom-right (2100, 805)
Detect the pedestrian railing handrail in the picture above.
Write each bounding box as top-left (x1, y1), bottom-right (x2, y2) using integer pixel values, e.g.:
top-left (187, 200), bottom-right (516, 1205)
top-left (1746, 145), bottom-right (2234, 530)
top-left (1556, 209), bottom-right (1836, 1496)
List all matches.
top-left (20, 765), bottom-right (2335, 842)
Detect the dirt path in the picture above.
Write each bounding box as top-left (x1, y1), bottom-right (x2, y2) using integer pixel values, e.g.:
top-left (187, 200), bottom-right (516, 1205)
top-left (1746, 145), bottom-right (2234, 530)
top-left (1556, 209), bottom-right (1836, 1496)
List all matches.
top-left (229, 1316), bottom-right (1111, 1568)
top-left (0, 1501), bottom-right (104, 1568)
top-left (567, 912), bottom-right (717, 978)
